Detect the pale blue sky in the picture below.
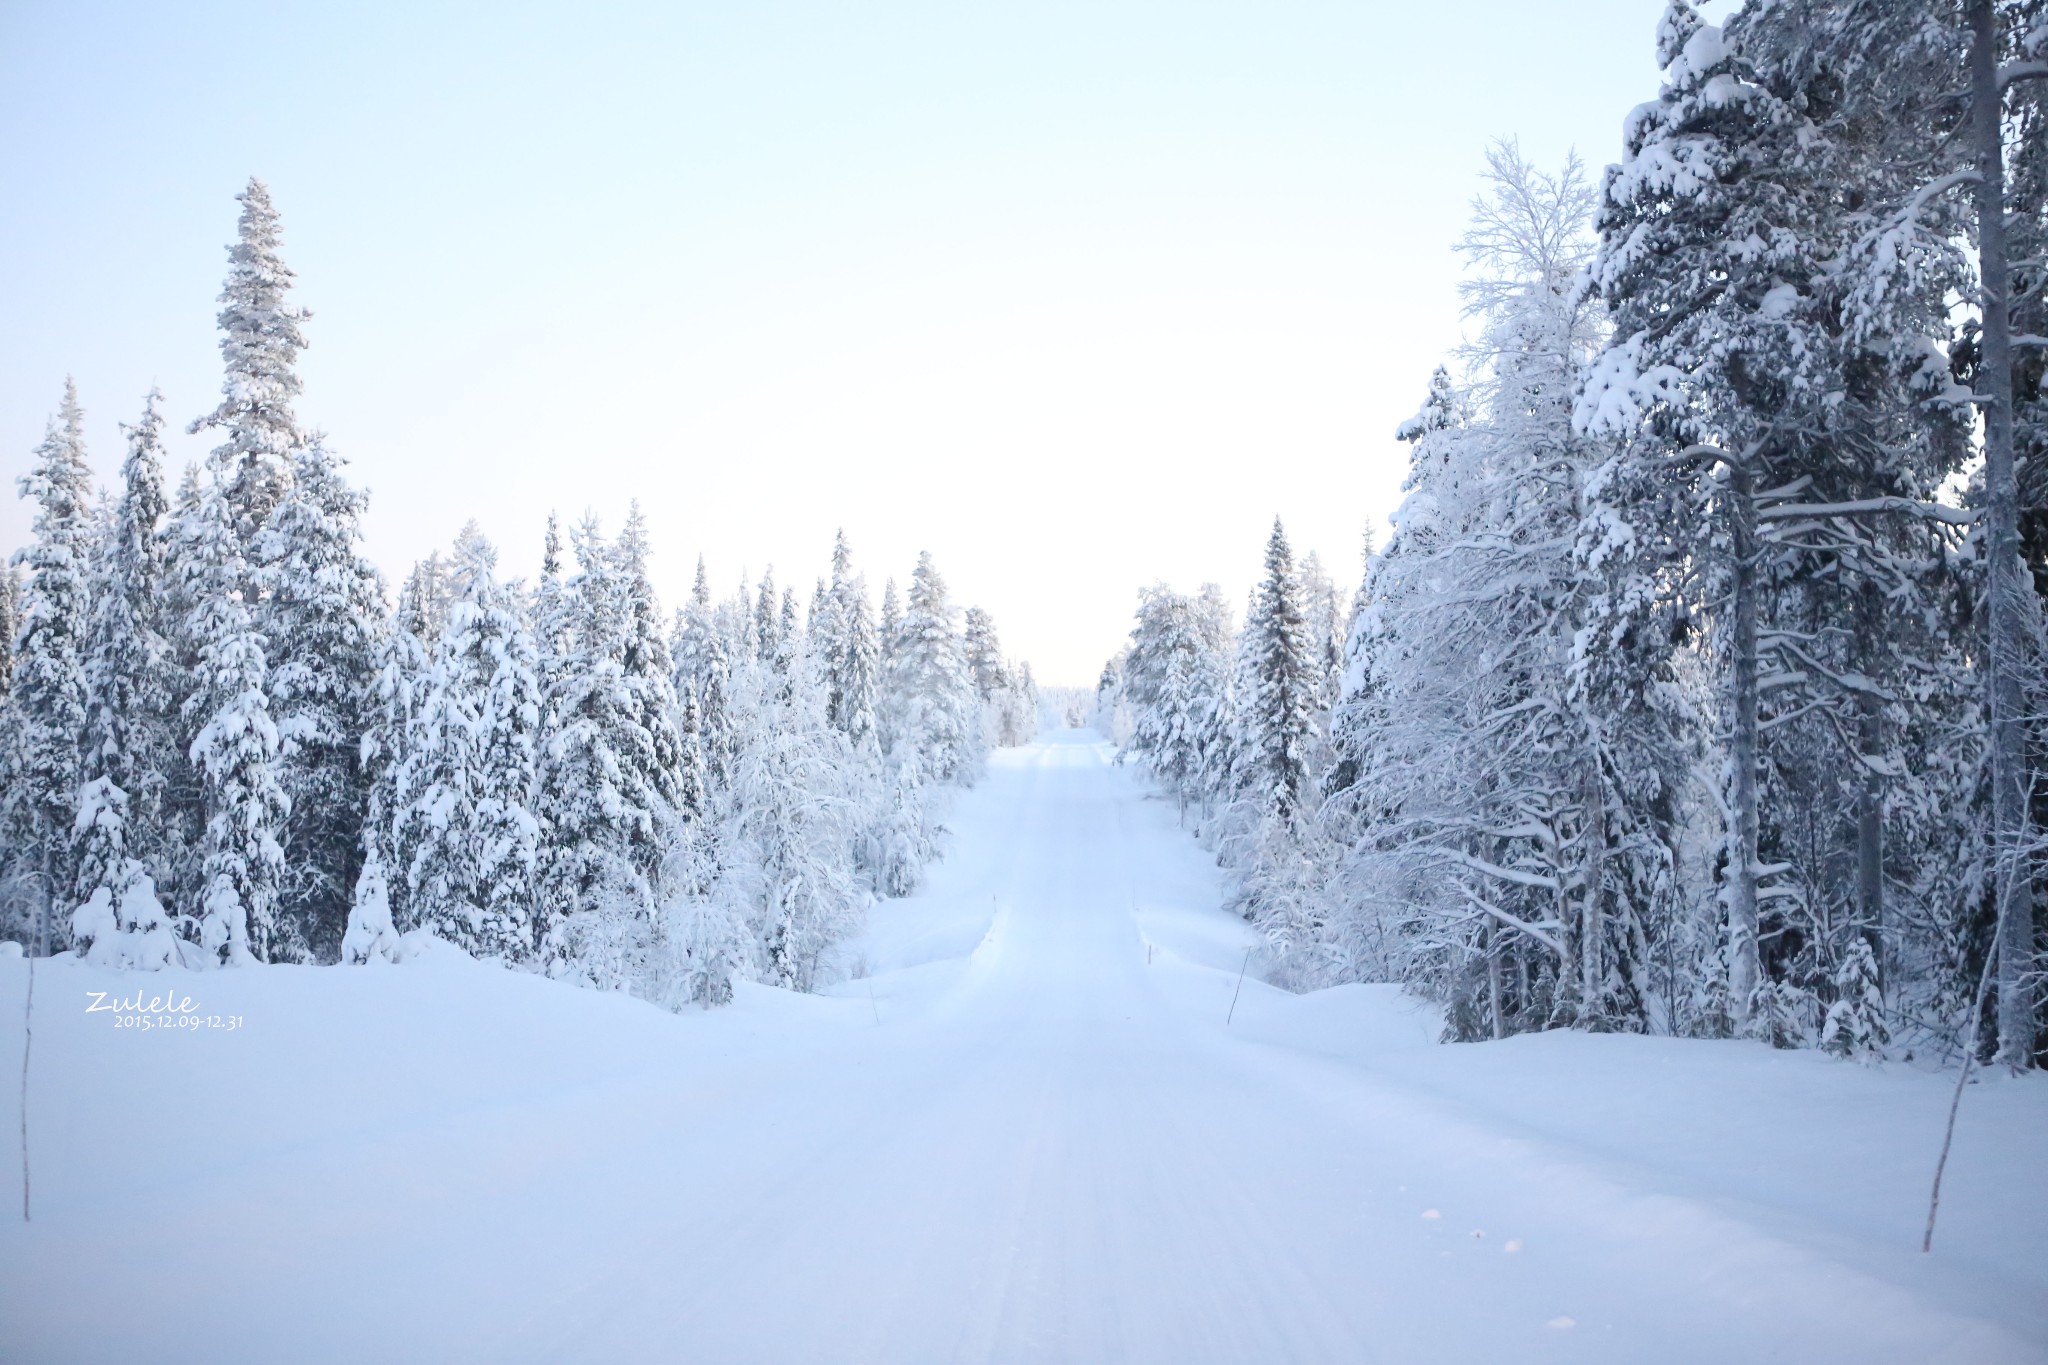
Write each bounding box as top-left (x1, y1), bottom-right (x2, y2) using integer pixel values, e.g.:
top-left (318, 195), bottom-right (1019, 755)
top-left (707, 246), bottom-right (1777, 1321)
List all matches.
top-left (2, 0), bottom-right (1674, 683)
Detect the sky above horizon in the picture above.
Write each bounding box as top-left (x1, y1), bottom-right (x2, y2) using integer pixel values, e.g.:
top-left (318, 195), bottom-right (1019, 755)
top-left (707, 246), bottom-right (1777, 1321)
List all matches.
top-left (1, 1), bottom-right (1676, 685)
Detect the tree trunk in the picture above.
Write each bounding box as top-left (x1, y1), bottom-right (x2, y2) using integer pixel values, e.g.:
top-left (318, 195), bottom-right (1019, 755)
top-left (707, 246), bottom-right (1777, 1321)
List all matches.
top-left (1581, 760), bottom-right (1607, 1022)
top-left (1727, 457), bottom-right (1763, 1032)
top-left (1856, 583), bottom-right (1885, 970)
top-left (1972, 0), bottom-right (2037, 1070)
top-left (1486, 921), bottom-right (1505, 1041)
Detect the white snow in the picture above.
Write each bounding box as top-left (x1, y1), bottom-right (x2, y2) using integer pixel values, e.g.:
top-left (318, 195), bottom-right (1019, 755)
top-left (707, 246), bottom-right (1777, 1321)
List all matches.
top-left (2, 731), bottom-right (2044, 1363)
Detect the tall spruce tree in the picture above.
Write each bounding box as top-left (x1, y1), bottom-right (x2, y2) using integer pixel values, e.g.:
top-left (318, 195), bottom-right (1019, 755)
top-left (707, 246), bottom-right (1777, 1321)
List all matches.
top-left (255, 436), bottom-right (383, 960)
top-left (9, 380), bottom-right (96, 953)
top-left (355, 576), bottom-right (430, 947)
top-left (537, 516), bottom-right (678, 981)
top-left (182, 460), bottom-right (290, 964)
top-left (885, 552), bottom-right (979, 784)
top-left (402, 526), bottom-right (541, 960)
top-left (1237, 519), bottom-right (1318, 827)
top-left (821, 530), bottom-right (881, 751)
top-left (76, 391), bottom-right (175, 926)
top-left (189, 177), bottom-right (308, 548)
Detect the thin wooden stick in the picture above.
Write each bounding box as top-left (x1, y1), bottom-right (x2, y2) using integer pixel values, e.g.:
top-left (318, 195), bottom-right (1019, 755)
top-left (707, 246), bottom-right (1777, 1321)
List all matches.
top-left (20, 953), bottom-right (33, 1223)
top-left (1227, 947), bottom-right (1251, 1026)
top-left (1925, 932), bottom-right (2000, 1252)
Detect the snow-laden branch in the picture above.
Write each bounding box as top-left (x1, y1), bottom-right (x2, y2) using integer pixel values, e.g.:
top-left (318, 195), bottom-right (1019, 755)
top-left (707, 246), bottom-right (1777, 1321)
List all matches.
top-left (1755, 497), bottom-right (1974, 527)
top-left (1451, 849), bottom-right (1561, 892)
top-left (1456, 885), bottom-right (1568, 958)
top-left (1999, 60), bottom-right (2048, 89)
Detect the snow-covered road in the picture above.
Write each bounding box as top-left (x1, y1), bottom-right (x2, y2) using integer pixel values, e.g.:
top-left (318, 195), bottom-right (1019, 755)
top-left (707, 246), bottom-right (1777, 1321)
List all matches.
top-left (4, 731), bottom-right (2045, 1362)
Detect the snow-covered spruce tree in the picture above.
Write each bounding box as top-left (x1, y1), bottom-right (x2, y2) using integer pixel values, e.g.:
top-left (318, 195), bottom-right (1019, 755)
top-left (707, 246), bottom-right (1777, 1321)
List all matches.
top-left (1821, 935), bottom-right (1889, 1061)
top-left (537, 515), bottom-right (682, 984)
top-left (1120, 588), bottom-right (1215, 815)
top-left (7, 381), bottom-right (96, 953)
top-left (752, 566), bottom-right (782, 670)
top-left (617, 505), bottom-right (688, 822)
top-left (1299, 551), bottom-right (1345, 716)
top-left (189, 177), bottom-right (308, 549)
top-left (815, 531), bottom-right (903, 889)
top-left (964, 606), bottom-right (1006, 700)
top-left (151, 461), bottom-right (211, 920)
top-left (1577, 1), bottom-right (1977, 1042)
top-left (1233, 520), bottom-right (1319, 829)
top-left (821, 531), bottom-right (881, 752)
top-left (1092, 653), bottom-right (1132, 745)
top-left (1185, 583), bottom-right (1239, 820)
top-left (876, 577), bottom-right (904, 753)
top-left (0, 562), bottom-right (15, 704)
top-left (73, 391), bottom-right (178, 960)
top-left (181, 457), bottom-right (290, 965)
top-left (1223, 520), bottom-right (1332, 975)
top-left (347, 569), bottom-right (432, 954)
top-left (961, 605), bottom-right (1037, 747)
top-left (401, 525), bottom-right (542, 961)
top-left (778, 586), bottom-right (800, 673)
top-left (884, 552), bottom-right (981, 785)
top-left (1323, 537), bottom-right (1383, 814)
top-left (254, 435), bottom-right (383, 961)
top-left (671, 557), bottom-right (736, 788)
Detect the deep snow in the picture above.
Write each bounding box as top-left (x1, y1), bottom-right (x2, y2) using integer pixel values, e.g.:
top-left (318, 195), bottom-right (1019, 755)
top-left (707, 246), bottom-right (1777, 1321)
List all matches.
top-left (2, 731), bottom-right (2044, 1363)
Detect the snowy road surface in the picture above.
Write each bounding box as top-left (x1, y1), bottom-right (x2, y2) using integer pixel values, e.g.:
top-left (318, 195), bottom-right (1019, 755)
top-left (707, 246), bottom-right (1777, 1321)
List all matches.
top-left (4, 731), bottom-right (2046, 1363)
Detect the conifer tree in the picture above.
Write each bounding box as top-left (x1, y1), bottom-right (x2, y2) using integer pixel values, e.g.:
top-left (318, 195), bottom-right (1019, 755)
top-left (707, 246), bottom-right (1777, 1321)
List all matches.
top-left (963, 607), bottom-right (1008, 702)
top-left (189, 178), bottom-right (308, 548)
top-left (153, 462), bottom-right (210, 918)
top-left (877, 576), bottom-right (904, 754)
top-left (615, 504), bottom-right (686, 834)
top-left (879, 577), bottom-right (902, 661)
top-left (885, 552), bottom-right (979, 784)
top-left (8, 380), bottom-right (96, 953)
top-left (1237, 519), bottom-right (1317, 827)
top-left (255, 436), bottom-right (383, 960)
top-left (537, 516), bottom-right (678, 979)
top-left (753, 566), bottom-right (781, 667)
top-left (357, 572), bottom-right (432, 937)
top-left (1121, 588), bottom-right (1213, 812)
top-left (1578, 1), bottom-right (1975, 1036)
top-left (76, 391), bottom-right (175, 929)
top-left (0, 562), bottom-right (16, 705)
top-left (821, 531), bottom-right (881, 750)
top-left (182, 460), bottom-right (290, 965)
top-left (1298, 551), bottom-right (1344, 712)
top-left (778, 586), bottom-right (800, 669)
top-left (672, 559), bottom-right (737, 789)
top-left (403, 526), bottom-right (541, 960)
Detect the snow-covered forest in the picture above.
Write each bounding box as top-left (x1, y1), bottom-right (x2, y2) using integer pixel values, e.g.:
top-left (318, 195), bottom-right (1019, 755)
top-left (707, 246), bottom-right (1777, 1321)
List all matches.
top-left (7, 5), bottom-right (2048, 1358)
top-left (0, 179), bottom-right (1039, 1009)
top-left (1099, 1), bottom-right (2048, 1069)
